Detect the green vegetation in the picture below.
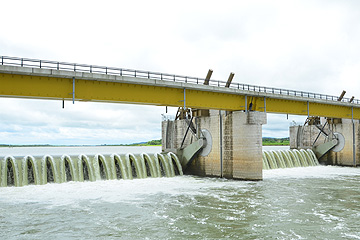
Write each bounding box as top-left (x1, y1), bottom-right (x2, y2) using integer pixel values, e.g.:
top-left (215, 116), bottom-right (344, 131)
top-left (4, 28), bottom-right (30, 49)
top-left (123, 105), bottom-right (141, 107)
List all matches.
top-left (101, 139), bottom-right (162, 146)
top-left (2, 138), bottom-right (288, 147)
top-left (262, 137), bottom-right (289, 146)
top-left (125, 139), bottom-right (162, 146)
top-left (0, 140), bottom-right (162, 147)
top-left (0, 144), bottom-right (52, 148)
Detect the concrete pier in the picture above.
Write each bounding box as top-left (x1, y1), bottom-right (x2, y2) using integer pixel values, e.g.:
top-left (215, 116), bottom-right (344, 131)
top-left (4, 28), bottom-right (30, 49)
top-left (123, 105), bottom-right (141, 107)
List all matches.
top-left (290, 118), bottom-right (360, 166)
top-left (162, 111), bottom-right (266, 180)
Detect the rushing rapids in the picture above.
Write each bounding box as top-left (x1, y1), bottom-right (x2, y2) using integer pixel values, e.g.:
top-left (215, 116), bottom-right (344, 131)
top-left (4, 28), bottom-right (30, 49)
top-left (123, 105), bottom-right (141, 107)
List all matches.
top-left (263, 149), bottom-right (319, 170)
top-left (1, 152), bottom-right (183, 187)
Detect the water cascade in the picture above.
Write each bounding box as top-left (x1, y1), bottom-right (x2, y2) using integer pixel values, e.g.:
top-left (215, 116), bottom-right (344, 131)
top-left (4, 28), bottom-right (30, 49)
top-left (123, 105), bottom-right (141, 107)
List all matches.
top-left (0, 152), bottom-right (183, 187)
top-left (263, 149), bottom-right (319, 170)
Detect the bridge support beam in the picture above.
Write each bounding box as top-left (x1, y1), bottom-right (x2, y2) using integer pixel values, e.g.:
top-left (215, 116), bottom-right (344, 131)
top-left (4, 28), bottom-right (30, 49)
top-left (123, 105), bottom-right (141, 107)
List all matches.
top-left (162, 111), bottom-right (266, 180)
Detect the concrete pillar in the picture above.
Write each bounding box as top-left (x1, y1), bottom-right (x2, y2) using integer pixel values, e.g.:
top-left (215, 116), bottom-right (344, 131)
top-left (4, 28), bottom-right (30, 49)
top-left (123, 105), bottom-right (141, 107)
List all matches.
top-left (289, 118), bottom-right (360, 166)
top-left (230, 111), bottom-right (266, 180)
top-left (162, 111), bottom-right (267, 180)
top-left (326, 119), bottom-right (359, 166)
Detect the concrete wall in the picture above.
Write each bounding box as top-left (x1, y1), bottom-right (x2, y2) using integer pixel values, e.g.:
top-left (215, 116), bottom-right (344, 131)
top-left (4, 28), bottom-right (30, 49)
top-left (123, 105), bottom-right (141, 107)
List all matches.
top-left (162, 113), bottom-right (221, 177)
top-left (290, 125), bottom-right (327, 149)
top-left (162, 111), bottom-right (266, 180)
top-left (289, 118), bottom-right (360, 166)
top-left (190, 113), bottom-right (221, 177)
top-left (231, 111), bottom-right (266, 180)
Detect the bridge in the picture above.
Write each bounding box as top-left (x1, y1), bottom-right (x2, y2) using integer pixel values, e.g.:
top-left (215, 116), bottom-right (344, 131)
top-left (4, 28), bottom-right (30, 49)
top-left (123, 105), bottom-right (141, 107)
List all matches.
top-left (0, 56), bottom-right (359, 182)
top-left (0, 56), bottom-right (359, 119)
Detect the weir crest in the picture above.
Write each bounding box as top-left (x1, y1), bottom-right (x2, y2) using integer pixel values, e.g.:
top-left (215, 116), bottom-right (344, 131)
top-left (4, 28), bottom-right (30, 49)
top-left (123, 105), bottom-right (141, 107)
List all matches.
top-left (263, 149), bottom-right (319, 170)
top-left (1, 152), bottom-right (183, 187)
top-left (1, 149), bottom-right (320, 187)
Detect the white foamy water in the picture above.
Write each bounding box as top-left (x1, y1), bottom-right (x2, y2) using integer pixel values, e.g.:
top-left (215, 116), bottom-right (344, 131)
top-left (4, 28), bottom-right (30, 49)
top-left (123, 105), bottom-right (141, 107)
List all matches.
top-left (263, 165), bottom-right (360, 179)
top-left (0, 146), bottom-right (359, 239)
top-left (0, 166), bottom-right (359, 239)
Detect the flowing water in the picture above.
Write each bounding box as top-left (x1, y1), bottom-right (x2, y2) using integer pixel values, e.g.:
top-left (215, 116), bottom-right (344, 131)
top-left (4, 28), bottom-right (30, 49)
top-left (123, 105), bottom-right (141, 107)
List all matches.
top-left (0, 151), bottom-right (182, 187)
top-left (0, 146), bottom-right (359, 239)
top-left (263, 148), bottom-right (319, 169)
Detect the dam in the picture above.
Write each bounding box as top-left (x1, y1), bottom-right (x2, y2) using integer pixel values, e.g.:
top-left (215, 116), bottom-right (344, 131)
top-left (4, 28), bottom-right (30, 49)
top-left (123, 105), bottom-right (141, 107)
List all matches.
top-left (1, 57), bottom-right (360, 239)
top-left (0, 56), bottom-right (359, 186)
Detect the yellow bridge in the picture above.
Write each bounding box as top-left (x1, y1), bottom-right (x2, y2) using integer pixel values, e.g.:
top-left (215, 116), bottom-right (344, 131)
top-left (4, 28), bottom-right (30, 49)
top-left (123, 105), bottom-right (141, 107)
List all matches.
top-left (1, 56), bottom-right (359, 119)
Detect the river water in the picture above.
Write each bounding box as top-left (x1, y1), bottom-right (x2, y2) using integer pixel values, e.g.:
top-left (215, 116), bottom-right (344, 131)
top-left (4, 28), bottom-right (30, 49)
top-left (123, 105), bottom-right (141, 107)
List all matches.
top-left (0, 146), bottom-right (359, 239)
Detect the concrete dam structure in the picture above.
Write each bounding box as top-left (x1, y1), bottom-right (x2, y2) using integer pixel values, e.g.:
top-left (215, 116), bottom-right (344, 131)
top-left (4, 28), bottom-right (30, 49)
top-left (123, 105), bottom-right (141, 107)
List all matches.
top-left (1, 56), bottom-right (359, 185)
top-left (162, 110), bottom-right (266, 180)
top-left (162, 109), bottom-right (325, 181)
top-left (290, 117), bottom-right (360, 166)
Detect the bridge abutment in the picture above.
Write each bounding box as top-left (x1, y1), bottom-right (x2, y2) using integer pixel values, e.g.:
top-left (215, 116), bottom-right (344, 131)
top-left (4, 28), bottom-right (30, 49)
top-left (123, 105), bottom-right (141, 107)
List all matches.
top-left (162, 111), bottom-right (266, 180)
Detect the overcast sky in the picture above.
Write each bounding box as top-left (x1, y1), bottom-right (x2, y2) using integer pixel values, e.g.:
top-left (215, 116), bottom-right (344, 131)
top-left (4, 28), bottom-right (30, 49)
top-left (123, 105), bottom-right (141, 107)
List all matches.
top-left (1, 0), bottom-right (360, 145)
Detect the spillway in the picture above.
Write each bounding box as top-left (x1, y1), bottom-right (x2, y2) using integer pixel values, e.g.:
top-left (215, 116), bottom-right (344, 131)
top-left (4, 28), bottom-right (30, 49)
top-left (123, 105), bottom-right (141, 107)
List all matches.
top-left (0, 152), bottom-right (183, 187)
top-left (263, 149), bottom-right (319, 170)
top-left (1, 148), bottom-right (320, 187)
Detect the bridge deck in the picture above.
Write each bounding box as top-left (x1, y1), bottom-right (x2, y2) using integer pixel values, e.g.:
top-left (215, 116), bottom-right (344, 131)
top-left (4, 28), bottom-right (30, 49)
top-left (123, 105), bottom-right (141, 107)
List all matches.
top-left (0, 56), bottom-right (359, 119)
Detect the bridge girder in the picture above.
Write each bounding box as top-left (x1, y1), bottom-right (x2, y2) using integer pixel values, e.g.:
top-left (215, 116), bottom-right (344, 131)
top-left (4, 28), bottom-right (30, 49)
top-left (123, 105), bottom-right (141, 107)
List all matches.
top-left (0, 67), bottom-right (359, 120)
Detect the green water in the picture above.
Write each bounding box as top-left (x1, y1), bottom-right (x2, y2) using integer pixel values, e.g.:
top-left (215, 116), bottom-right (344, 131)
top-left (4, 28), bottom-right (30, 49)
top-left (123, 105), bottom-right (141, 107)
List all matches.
top-left (0, 166), bottom-right (359, 239)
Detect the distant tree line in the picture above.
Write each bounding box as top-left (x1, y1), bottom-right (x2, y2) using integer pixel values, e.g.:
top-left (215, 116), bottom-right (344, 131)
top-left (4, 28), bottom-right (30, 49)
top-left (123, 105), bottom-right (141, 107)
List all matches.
top-left (2, 138), bottom-right (289, 147)
top-left (128, 139), bottom-right (161, 146)
top-left (262, 137), bottom-right (289, 146)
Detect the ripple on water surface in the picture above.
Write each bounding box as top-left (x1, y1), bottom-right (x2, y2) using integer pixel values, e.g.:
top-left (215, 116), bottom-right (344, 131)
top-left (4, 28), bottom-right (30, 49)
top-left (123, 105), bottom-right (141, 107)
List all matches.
top-left (0, 166), bottom-right (360, 239)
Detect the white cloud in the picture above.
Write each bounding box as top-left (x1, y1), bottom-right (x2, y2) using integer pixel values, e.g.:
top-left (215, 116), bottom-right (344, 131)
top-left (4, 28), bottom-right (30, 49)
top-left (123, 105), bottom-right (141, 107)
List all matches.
top-left (263, 113), bottom-right (306, 138)
top-left (0, 98), bottom-right (169, 144)
top-left (1, 0), bottom-right (360, 144)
